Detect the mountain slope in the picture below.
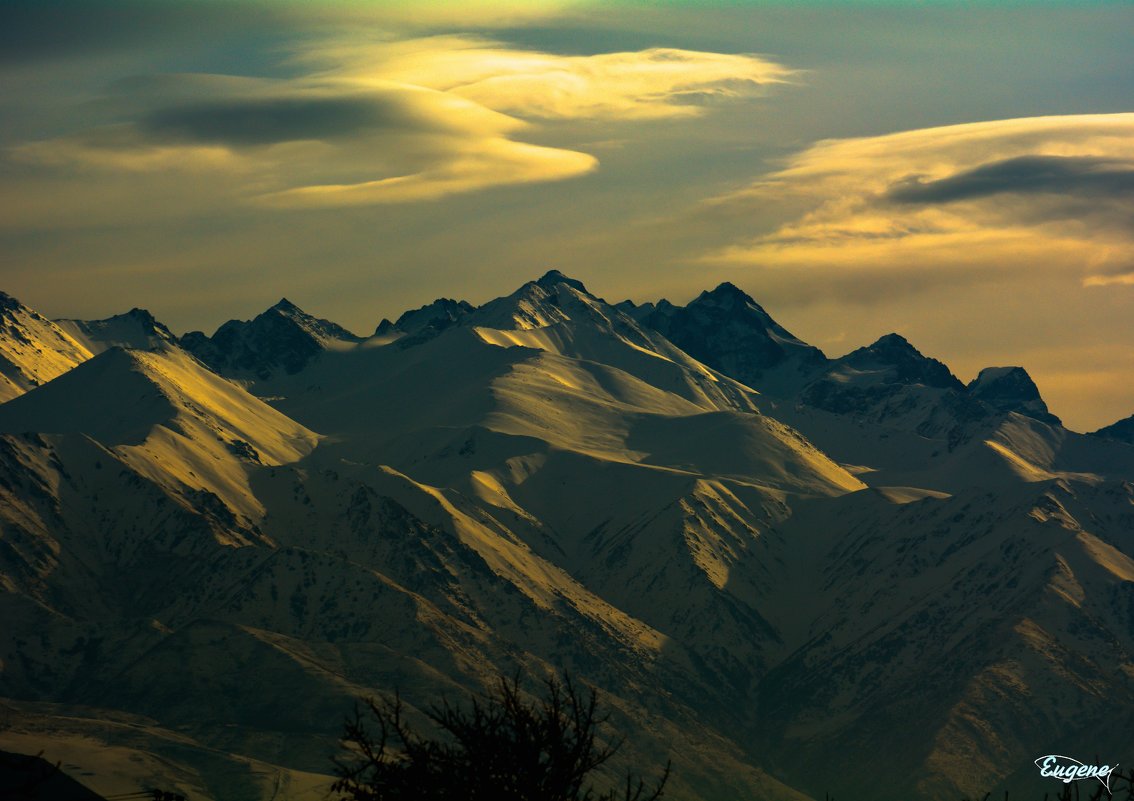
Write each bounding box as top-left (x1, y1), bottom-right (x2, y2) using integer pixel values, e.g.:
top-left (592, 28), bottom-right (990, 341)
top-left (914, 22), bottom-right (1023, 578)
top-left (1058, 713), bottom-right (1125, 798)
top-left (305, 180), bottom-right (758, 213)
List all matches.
top-left (0, 345), bottom-right (319, 520)
top-left (252, 271), bottom-right (860, 497)
top-left (612, 289), bottom-right (1075, 496)
top-left (754, 478), bottom-right (1134, 801)
top-left (0, 280), bottom-right (847, 801)
top-left (0, 291), bottom-right (92, 403)
top-left (1, 275), bottom-right (1132, 801)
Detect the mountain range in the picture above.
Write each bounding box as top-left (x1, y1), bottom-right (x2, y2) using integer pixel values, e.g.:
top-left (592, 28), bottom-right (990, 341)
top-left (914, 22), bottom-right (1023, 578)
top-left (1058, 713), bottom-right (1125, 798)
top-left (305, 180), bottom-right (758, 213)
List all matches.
top-left (1, 272), bottom-right (1132, 801)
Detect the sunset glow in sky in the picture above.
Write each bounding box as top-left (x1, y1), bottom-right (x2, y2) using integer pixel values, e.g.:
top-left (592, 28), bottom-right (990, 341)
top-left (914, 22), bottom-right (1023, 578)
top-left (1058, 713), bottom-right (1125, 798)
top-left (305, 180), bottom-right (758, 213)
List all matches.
top-left (2, 0), bottom-right (1132, 430)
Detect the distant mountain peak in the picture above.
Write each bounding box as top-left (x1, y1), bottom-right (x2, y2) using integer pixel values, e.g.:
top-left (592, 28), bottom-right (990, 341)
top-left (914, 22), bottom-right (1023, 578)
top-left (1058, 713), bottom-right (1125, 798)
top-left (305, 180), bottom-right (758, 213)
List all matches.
top-left (472, 273), bottom-right (585, 331)
top-left (0, 291), bottom-right (93, 402)
top-left (857, 333), bottom-right (924, 361)
top-left (117, 307), bottom-right (172, 336)
top-left (1092, 412), bottom-right (1134, 444)
top-left (638, 282), bottom-right (825, 394)
top-left (968, 365), bottom-right (1060, 425)
top-left (181, 298), bottom-right (361, 378)
top-left (53, 307), bottom-right (177, 356)
top-left (839, 334), bottom-right (963, 390)
top-left (971, 365), bottom-right (1031, 384)
top-left (870, 332), bottom-right (914, 351)
top-left (534, 269), bottom-right (587, 294)
top-left (391, 297), bottom-right (474, 336)
top-left (270, 297), bottom-right (302, 314)
top-left (688, 284), bottom-right (785, 326)
top-left (698, 281), bottom-right (755, 304)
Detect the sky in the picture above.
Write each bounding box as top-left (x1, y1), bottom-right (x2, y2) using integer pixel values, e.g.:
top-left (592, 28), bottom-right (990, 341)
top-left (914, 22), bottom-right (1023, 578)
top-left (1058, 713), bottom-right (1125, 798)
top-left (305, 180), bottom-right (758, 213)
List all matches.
top-left (1, 0), bottom-right (1132, 431)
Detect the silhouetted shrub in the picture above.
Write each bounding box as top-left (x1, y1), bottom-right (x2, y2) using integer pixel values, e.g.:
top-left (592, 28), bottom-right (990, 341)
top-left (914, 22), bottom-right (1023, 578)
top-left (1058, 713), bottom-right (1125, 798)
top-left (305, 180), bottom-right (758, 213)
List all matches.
top-left (332, 672), bottom-right (670, 801)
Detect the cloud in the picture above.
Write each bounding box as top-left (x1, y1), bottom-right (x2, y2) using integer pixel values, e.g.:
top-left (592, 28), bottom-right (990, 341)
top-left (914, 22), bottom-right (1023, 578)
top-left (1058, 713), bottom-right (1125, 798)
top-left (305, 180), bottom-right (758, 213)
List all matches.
top-left (8, 29), bottom-right (787, 209)
top-left (12, 74), bottom-right (596, 207)
top-left (13, 125), bottom-right (243, 173)
top-left (256, 137), bottom-right (596, 207)
top-left (692, 113), bottom-right (1134, 433)
top-left (300, 35), bottom-right (794, 120)
top-left (887, 155), bottom-right (1134, 205)
top-left (140, 95), bottom-right (410, 147)
top-left (1082, 262), bottom-right (1134, 288)
top-left (704, 113), bottom-right (1134, 289)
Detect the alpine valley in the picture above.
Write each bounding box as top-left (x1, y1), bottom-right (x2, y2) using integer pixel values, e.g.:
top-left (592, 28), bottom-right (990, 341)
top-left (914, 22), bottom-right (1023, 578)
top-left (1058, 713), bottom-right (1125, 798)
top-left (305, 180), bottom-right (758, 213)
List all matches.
top-left (1, 272), bottom-right (1132, 801)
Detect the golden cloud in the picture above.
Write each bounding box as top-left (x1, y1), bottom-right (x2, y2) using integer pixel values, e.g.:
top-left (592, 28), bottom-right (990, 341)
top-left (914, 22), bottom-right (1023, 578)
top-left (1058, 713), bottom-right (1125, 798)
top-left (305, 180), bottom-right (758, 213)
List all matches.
top-left (12, 77), bottom-right (597, 208)
top-left (11, 33), bottom-right (788, 209)
top-left (302, 35), bottom-right (795, 120)
top-left (13, 126), bottom-right (244, 173)
top-left (705, 113), bottom-right (1134, 288)
top-left (257, 136), bottom-right (597, 207)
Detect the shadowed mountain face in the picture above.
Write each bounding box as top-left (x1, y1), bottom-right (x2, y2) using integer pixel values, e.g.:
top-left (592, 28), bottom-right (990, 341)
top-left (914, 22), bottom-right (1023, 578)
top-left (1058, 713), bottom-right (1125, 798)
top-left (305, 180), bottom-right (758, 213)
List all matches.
top-left (620, 282), bottom-right (826, 395)
top-left (616, 287), bottom-right (1066, 473)
top-left (833, 333), bottom-right (963, 390)
top-left (798, 332), bottom-right (967, 417)
top-left (375, 297), bottom-right (474, 338)
top-left (1093, 412), bottom-right (1134, 444)
top-left (0, 749), bottom-right (109, 801)
top-left (180, 297), bottom-right (363, 378)
top-left (0, 273), bottom-right (1132, 801)
top-left (968, 365), bottom-right (1061, 426)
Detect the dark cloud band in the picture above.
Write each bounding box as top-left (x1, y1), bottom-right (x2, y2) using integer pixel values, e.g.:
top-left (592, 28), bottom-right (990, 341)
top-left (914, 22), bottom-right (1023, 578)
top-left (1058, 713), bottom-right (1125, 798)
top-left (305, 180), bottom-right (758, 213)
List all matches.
top-left (887, 155), bottom-right (1134, 204)
top-left (140, 95), bottom-right (426, 147)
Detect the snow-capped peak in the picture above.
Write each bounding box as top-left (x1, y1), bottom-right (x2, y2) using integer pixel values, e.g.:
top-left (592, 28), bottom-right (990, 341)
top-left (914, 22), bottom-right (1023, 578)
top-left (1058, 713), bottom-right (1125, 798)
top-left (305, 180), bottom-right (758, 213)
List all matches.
top-left (534, 269), bottom-right (587, 294)
top-left (471, 273), bottom-right (592, 331)
top-left (55, 307), bottom-right (177, 355)
top-left (692, 281), bottom-right (760, 309)
top-left (392, 298), bottom-right (475, 336)
top-left (840, 333), bottom-right (963, 390)
top-left (0, 290), bottom-right (93, 402)
top-left (635, 282), bottom-right (826, 394)
top-left (181, 298), bottom-right (362, 379)
top-left (270, 297), bottom-right (302, 314)
top-left (967, 366), bottom-right (1060, 425)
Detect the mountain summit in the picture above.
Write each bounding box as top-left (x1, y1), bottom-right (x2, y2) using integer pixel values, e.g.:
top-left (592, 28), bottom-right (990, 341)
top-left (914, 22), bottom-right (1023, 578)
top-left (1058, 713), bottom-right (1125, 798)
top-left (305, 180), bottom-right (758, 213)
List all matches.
top-left (624, 281), bottom-right (826, 394)
top-left (471, 270), bottom-right (596, 330)
top-left (0, 291), bottom-right (92, 402)
top-left (839, 333), bottom-right (964, 390)
top-left (534, 268), bottom-right (588, 293)
top-left (967, 366), bottom-right (1060, 425)
top-left (55, 307), bottom-right (177, 354)
top-left (181, 298), bottom-right (363, 378)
